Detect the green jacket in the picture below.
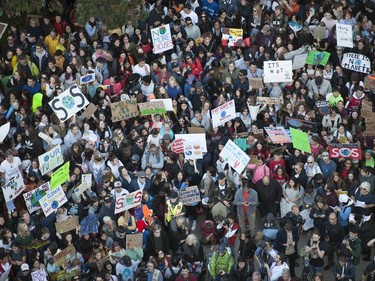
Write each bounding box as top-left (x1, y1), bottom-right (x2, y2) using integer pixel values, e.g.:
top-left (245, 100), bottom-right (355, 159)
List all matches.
top-left (210, 251), bottom-right (234, 277)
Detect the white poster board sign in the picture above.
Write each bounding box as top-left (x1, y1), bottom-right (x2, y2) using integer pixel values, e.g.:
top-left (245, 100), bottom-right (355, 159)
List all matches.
top-left (115, 190), bottom-right (143, 214)
top-left (336, 23), bottom-right (353, 48)
top-left (151, 25), bottom-right (173, 54)
top-left (341, 53), bottom-right (371, 74)
top-left (184, 141), bottom-right (203, 160)
top-left (0, 122), bottom-right (10, 142)
top-left (38, 145), bottom-right (64, 175)
top-left (219, 140), bottom-right (250, 174)
top-left (23, 182), bottom-right (51, 214)
top-left (263, 61), bottom-right (293, 83)
top-left (2, 174), bottom-right (25, 202)
top-left (292, 53), bottom-right (308, 70)
top-left (40, 186), bottom-right (68, 216)
top-left (175, 133), bottom-right (207, 153)
top-left (211, 100), bottom-right (236, 128)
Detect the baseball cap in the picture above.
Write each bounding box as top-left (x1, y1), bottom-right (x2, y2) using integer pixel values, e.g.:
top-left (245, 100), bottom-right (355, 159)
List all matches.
top-left (218, 244), bottom-right (226, 253)
top-left (171, 53), bottom-right (179, 60)
top-left (114, 181), bottom-right (122, 188)
top-left (138, 171), bottom-right (146, 178)
top-left (163, 134), bottom-right (171, 140)
top-left (96, 44), bottom-right (103, 49)
top-left (21, 263), bottom-right (30, 271)
top-left (104, 196), bottom-right (112, 203)
top-left (218, 172), bottom-right (226, 180)
top-left (131, 154), bottom-right (140, 162)
top-left (169, 190), bottom-right (178, 199)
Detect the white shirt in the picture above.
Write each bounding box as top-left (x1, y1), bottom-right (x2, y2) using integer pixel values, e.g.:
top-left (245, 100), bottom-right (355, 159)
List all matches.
top-left (133, 64), bottom-right (150, 77)
top-left (0, 157), bottom-right (22, 183)
top-left (180, 10), bottom-right (199, 24)
top-left (270, 262), bottom-right (289, 281)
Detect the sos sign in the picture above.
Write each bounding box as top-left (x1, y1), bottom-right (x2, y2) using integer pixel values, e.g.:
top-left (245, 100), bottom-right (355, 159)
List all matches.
top-left (115, 190), bottom-right (143, 214)
top-left (328, 144), bottom-right (361, 160)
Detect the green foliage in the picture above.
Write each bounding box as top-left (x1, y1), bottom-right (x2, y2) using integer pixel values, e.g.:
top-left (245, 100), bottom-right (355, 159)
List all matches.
top-left (3, 0), bottom-right (46, 13)
top-left (76, 0), bottom-right (143, 29)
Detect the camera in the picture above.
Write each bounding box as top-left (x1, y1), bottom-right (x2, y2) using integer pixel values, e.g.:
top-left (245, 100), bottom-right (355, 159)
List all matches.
top-left (222, 219), bottom-right (229, 227)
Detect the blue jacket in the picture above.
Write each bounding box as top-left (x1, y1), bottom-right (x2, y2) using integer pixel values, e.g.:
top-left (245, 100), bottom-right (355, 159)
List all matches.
top-left (202, 0), bottom-right (219, 20)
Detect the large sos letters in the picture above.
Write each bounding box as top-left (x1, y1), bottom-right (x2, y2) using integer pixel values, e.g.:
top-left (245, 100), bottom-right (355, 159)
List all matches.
top-left (49, 84), bottom-right (89, 122)
top-left (329, 144), bottom-right (361, 160)
top-left (115, 190), bottom-right (143, 214)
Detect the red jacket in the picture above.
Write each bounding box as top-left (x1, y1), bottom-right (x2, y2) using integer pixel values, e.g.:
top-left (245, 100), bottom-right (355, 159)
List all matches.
top-left (182, 58), bottom-right (203, 78)
top-left (176, 274), bottom-right (198, 281)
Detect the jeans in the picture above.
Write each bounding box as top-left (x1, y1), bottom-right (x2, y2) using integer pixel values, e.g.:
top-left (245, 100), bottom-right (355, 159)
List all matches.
top-left (310, 265), bottom-right (324, 275)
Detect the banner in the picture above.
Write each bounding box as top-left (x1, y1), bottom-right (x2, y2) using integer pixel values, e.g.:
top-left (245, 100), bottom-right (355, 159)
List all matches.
top-left (111, 99), bottom-right (139, 122)
top-left (55, 216), bottom-right (79, 234)
top-left (2, 174), bottom-right (24, 202)
top-left (49, 84), bottom-right (89, 122)
top-left (290, 128), bottom-right (311, 153)
top-left (138, 101), bottom-right (166, 115)
top-left (292, 53), bottom-right (308, 70)
top-left (38, 145), bottom-right (64, 175)
top-left (50, 162), bottom-right (70, 189)
top-left (222, 28), bottom-right (243, 47)
top-left (341, 53), bottom-right (371, 74)
top-left (184, 141), bottom-right (203, 160)
top-left (329, 143), bottom-right (361, 160)
top-left (263, 61), bottom-right (293, 83)
top-left (151, 25), bottom-right (173, 54)
top-left (256, 97), bottom-right (278, 104)
top-left (23, 182), bottom-right (51, 214)
top-left (219, 140), bottom-right (250, 174)
top-left (54, 245), bottom-right (76, 268)
top-left (115, 190), bottom-right (143, 214)
top-left (80, 214), bottom-right (99, 236)
top-left (264, 127), bottom-right (292, 144)
top-left (175, 134), bottom-right (207, 153)
top-left (125, 233), bottom-right (143, 249)
top-left (40, 186), bottom-right (68, 216)
top-left (178, 185), bottom-right (201, 204)
top-left (286, 117), bottom-right (317, 133)
top-left (306, 50), bottom-right (330, 66)
top-left (82, 174), bottom-right (92, 187)
top-left (211, 100), bottom-right (236, 128)
top-left (336, 23), bottom-right (353, 48)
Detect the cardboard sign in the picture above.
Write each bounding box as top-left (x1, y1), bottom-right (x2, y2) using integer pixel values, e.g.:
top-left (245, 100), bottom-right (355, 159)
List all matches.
top-left (292, 53), bottom-right (308, 70)
top-left (54, 266), bottom-right (80, 281)
top-left (50, 162), bottom-right (70, 189)
top-left (341, 53), bottom-right (371, 74)
top-left (257, 97), bottom-right (278, 104)
top-left (364, 75), bottom-right (375, 90)
top-left (38, 145), bottom-right (64, 175)
top-left (329, 143), bottom-right (361, 160)
top-left (313, 26), bottom-right (327, 40)
top-left (54, 245), bottom-right (76, 268)
top-left (55, 216), bottom-right (79, 234)
top-left (219, 140), bottom-right (250, 174)
top-left (184, 141), bottom-right (203, 160)
top-left (126, 233), bottom-right (143, 249)
top-left (188, 127), bottom-right (206, 134)
top-left (336, 23), bottom-right (353, 48)
top-left (40, 186), bottom-right (68, 216)
top-left (31, 269), bottom-right (48, 281)
top-left (211, 100), bottom-right (236, 128)
top-left (306, 50), bottom-right (330, 66)
top-left (80, 214), bottom-right (99, 236)
top-left (290, 128), bottom-right (311, 153)
top-left (250, 78), bottom-right (264, 89)
top-left (138, 101), bottom-right (166, 115)
top-left (2, 174), bottom-right (24, 202)
top-left (111, 99), bottom-right (139, 122)
top-left (175, 133), bottom-right (207, 153)
top-left (286, 117), bottom-right (317, 133)
top-left (23, 182), bottom-right (51, 214)
top-left (82, 102), bottom-right (97, 119)
top-left (151, 25), bottom-right (173, 54)
top-left (264, 127), bottom-right (292, 144)
top-left (79, 73), bottom-right (95, 84)
top-left (150, 98), bottom-right (173, 111)
top-left (49, 84), bottom-right (89, 122)
top-left (0, 122), bottom-right (10, 142)
top-left (74, 182), bottom-right (89, 197)
top-left (178, 185), bottom-right (201, 204)
top-left (222, 28), bottom-right (243, 47)
top-left (263, 61), bottom-right (293, 83)
top-left (115, 190), bottom-right (143, 214)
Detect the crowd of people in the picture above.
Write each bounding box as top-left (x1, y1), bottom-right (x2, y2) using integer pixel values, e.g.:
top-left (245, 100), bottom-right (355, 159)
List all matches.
top-left (0, 0), bottom-right (375, 280)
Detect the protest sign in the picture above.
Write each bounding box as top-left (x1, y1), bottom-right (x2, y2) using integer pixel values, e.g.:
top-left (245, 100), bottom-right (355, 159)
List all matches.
top-left (55, 216), bottom-right (79, 234)
top-left (264, 127), bottom-right (292, 144)
top-left (38, 132), bottom-right (54, 144)
top-left (234, 138), bottom-right (247, 151)
top-left (219, 140), bottom-right (250, 174)
top-left (249, 78), bottom-right (264, 89)
top-left (151, 25), bottom-right (173, 54)
top-left (364, 75), bottom-right (375, 90)
top-left (2, 174), bottom-right (24, 202)
top-left (82, 129), bottom-right (99, 144)
top-left (292, 53), bottom-right (308, 70)
top-left (54, 266), bottom-right (80, 281)
top-left (306, 50), bottom-right (330, 66)
top-left (175, 133), bottom-right (207, 153)
top-left (171, 138), bottom-right (184, 153)
top-left (54, 245), bottom-right (76, 268)
top-left (0, 122), bottom-right (10, 142)
top-left (313, 26), bottom-right (327, 40)
top-left (150, 98), bottom-right (173, 111)
top-left (222, 28), bottom-right (243, 47)
top-left (111, 99), bottom-right (139, 122)
top-left (263, 61), bottom-right (293, 83)
top-left (126, 233), bottom-right (143, 249)
top-left (188, 126), bottom-right (206, 134)
top-left (38, 145), bottom-right (64, 175)
top-left (249, 105), bottom-right (260, 120)
top-left (286, 117), bottom-right (318, 133)
top-left (178, 185), bottom-right (201, 204)
top-left (288, 21), bottom-right (302, 34)
top-left (256, 97), bottom-right (279, 105)
top-left (82, 102), bottom-right (97, 119)
top-left (211, 100), bottom-right (236, 128)
top-left (341, 53), bottom-right (371, 74)
top-left (115, 190), bottom-right (143, 214)
top-left (316, 101), bottom-right (331, 115)
top-left (31, 269), bottom-right (48, 281)
top-left (0, 22), bottom-right (8, 40)
top-left (138, 101), bottom-right (166, 115)
top-left (0, 267), bottom-right (10, 281)
top-left (284, 45), bottom-right (309, 61)
top-left (184, 141), bottom-right (203, 160)
top-left (23, 182), bottom-right (51, 214)
top-left (290, 128), bottom-right (311, 153)
top-left (329, 143), bottom-right (361, 160)
top-left (40, 186), bottom-right (68, 216)
top-left (79, 73), bottom-right (95, 84)
top-left (49, 84), bottom-right (89, 122)
top-left (50, 162), bottom-right (70, 189)
top-left (336, 23), bottom-right (353, 48)
top-left (74, 182), bottom-right (89, 197)
top-left (80, 214), bottom-right (99, 236)
top-left (97, 256), bottom-right (110, 271)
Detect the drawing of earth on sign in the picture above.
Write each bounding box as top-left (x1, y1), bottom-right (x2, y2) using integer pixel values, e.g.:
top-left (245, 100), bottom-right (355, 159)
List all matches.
top-left (51, 200), bottom-right (59, 209)
top-left (287, 119), bottom-right (302, 128)
top-left (313, 52), bottom-right (324, 65)
top-left (339, 148), bottom-right (351, 157)
top-left (159, 26), bottom-right (166, 34)
top-left (221, 111), bottom-right (226, 118)
top-left (355, 59), bottom-right (361, 65)
top-left (62, 96), bottom-right (75, 109)
top-left (81, 74), bottom-right (94, 83)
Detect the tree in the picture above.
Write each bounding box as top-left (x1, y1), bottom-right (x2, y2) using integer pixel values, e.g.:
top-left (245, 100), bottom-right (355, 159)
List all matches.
top-left (76, 0), bottom-right (144, 30)
top-left (2, 0), bottom-right (64, 15)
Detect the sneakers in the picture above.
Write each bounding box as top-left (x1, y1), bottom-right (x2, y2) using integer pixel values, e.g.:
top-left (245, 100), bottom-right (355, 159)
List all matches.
top-left (191, 220), bottom-right (197, 231)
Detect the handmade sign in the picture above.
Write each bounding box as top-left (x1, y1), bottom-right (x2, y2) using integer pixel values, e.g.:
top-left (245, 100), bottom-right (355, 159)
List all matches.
top-left (306, 50), bottom-right (330, 66)
top-left (264, 127), bottom-right (292, 144)
top-left (175, 134), bottom-right (207, 153)
top-left (38, 145), bottom-right (64, 175)
top-left (55, 216), bottom-right (79, 234)
top-left (171, 138), bottom-right (184, 153)
top-left (336, 23), bottom-right (353, 48)
top-left (38, 132), bottom-right (54, 144)
top-left (74, 182), bottom-right (89, 197)
top-left (150, 98), bottom-right (173, 111)
top-left (313, 26), bottom-right (327, 40)
top-left (364, 75), bottom-right (375, 90)
top-left (2, 174), bottom-right (24, 202)
top-left (50, 162), bottom-right (70, 189)
top-left (82, 129), bottom-right (99, 144)
top-left (151, 25), bottom-right (173, 54)
top-left (292, 53), bottom-right (308, 70)
top-left (79, 73), bottom-right (95, 84)
top-left (315, 101), bottom-right (330, 115)
top-left (97, 256), bottom-right (110, 271)
top-left (284, 45), bottom-right (309, 61)
top-left (286, 117), bottom-right (317, 133)
top-left (80, 214), bottom-right (99, 236)
top-left (126, 233), bottom-right (143, 249)
top-left (263, 61), bottom-right (293, 83)
top-left (290, 128), bottom-right (311, 153)
top-left (184, 141), bottom-right (203, 160)
top-left (329, 143), bottom-right (361, 160)
top-left (82, 102), bottom-right (97, 119)
top-left (288, 21), bottom-right (303, 34)
top-left (0, 266), bottom-right (10, 281)
top-left (111, 99), bottom-right (139, 122)
top-left (248, 105), bottom-right (260, 120)
top-left (256, 97), bottom-right (278, 104)
top-left (222, 28), bottom-right (243, 47)
top-left (31, 269), bottom-right (48, 281)
top-left (0, 122), bottom-right (10, 142)
top-left (188, 126), bottom-right (206, 134)
top-left (26, 240), bottom-right (50, 250)
top-left (249, 78), bottom-right (264, 89)
top-left (40, 186), bottom-right (68, 217)
top-left (115, 190), bottom-right (143, 214)
top-left (138, 101), bottom-right (166, 115)
top-left (54, 266), bottom-right (80, 281)
top-left (0, 22), bottom-right (8, 40)
top-left (234, 138), bottom-right (247, 151)
top-left (49, 84), bottom-right (89, 122)
top-left (178, 185), bottom-right (201, 204)
top-left (211, 100), bottom-right (236, 128)
top-left (341, 53), bottom-right (371, 74)
top-left (54, 245), bottom-right (76, 267)
top-left (23, 182), bottom-right (51, 214)
top-left (219, 140), bottom-right (250, 174)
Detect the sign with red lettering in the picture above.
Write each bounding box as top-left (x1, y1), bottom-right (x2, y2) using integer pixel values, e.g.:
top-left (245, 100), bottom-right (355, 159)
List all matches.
top-left (328, 143), bottom-right (361, 160)
top-left (115, 190), bottom-right (143, 214)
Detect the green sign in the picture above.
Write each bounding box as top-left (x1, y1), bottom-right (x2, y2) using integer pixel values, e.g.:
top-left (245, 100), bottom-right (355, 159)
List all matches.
top-left (234, 138), bottom-right (247, 151)
top-left (306, 50), bottom-right (330, 66)
top-left (50, 162), bottom-right (70, 189)
top-left (290, 128), bottom-right (311, 153)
